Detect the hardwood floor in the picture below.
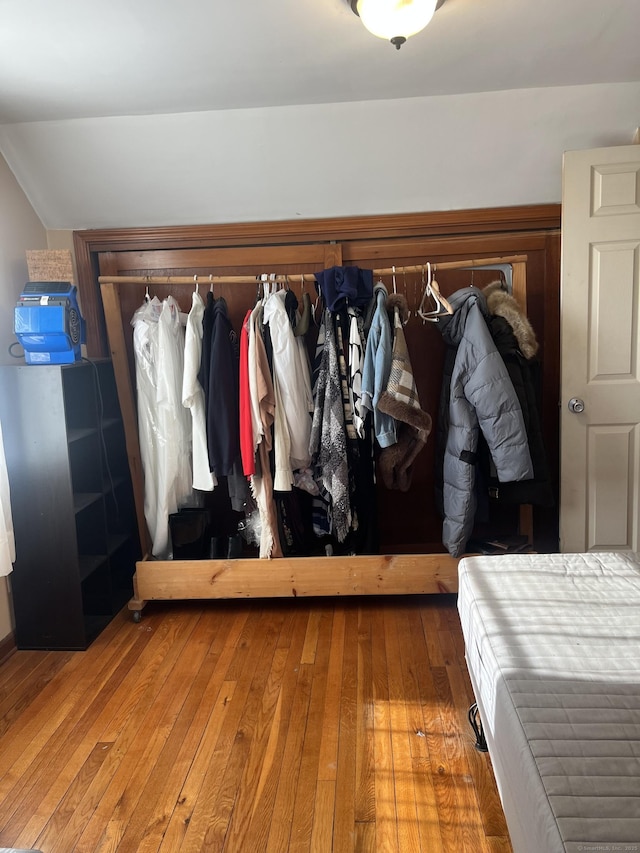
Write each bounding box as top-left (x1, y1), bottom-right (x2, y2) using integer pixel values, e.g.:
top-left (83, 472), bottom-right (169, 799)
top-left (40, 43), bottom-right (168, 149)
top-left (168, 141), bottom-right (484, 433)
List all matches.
top-left (0, 595), bottom-right (512, 852)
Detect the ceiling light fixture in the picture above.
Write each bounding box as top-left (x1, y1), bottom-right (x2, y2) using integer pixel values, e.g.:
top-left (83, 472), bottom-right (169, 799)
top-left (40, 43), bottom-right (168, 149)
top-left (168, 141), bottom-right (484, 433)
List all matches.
top-left (350, 0), bottom-right (444, 50)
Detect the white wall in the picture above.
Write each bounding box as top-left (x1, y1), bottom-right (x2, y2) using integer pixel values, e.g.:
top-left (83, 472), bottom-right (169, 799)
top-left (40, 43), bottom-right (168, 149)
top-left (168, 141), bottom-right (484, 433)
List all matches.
top-left (0, 153), bottom-right (48, 642)
top-left (0, 82), bottom-right (638, 231)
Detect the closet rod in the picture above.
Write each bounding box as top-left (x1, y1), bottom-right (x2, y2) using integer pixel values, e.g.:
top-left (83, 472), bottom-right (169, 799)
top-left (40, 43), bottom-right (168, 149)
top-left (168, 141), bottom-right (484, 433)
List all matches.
top-left (97, 254), bottom-right (528, 287)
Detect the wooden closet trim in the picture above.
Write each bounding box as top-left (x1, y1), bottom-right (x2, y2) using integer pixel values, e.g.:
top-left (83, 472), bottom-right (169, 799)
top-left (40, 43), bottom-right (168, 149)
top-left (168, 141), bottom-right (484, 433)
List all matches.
top-left (76, 204), bottom-right (560, 251)
top-left (74, 204), bottom-right (560, 356)
top-left (83, 207), bottom-right (561, 614)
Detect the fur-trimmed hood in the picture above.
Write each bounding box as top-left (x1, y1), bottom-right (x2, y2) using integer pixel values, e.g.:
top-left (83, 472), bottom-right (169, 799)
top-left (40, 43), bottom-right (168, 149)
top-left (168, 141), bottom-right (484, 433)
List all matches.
top-left (482, 281), bottom-right (538, 360)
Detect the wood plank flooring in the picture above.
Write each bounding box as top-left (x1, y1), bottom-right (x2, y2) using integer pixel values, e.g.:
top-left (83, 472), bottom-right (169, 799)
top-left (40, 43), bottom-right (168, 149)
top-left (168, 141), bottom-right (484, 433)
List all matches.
top-left (0, 595), bottom-right (512, 852)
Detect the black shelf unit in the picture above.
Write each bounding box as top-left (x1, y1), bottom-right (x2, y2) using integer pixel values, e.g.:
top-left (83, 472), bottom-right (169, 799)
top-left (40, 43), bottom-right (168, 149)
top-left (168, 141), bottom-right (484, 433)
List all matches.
top-left (0, 359), bottom-right (140, 650)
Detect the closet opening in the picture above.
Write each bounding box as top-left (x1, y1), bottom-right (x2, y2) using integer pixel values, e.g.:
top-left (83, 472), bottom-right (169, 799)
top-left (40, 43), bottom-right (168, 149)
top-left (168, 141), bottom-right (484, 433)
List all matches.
top-left (74, 205), bottom-right (561, 618)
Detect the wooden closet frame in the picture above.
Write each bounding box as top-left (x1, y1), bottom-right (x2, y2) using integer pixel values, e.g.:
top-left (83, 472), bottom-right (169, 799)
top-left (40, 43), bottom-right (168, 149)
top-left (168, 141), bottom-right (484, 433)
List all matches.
top-left (99, 252), bottom-right (532, 621)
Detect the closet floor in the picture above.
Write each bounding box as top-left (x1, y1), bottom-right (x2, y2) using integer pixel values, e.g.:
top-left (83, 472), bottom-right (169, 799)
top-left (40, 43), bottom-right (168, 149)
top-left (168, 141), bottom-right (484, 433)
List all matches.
top-left (0, 596), bottom-right (511, 852)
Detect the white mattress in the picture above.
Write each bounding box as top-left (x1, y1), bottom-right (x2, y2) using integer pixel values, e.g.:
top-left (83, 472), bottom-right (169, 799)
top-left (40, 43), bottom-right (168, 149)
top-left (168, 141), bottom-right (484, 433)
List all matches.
top-left (458, 552), bottom-right (640, 853)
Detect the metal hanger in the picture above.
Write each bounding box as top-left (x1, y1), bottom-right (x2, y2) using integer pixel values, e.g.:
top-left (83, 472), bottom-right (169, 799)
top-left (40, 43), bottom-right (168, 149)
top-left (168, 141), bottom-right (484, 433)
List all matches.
top-left (458, 262), bottom-right (513, 293)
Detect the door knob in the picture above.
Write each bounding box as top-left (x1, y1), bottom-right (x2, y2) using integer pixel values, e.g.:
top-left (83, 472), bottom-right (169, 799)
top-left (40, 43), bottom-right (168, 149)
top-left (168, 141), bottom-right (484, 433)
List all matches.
top-left (568, 397), bottom-right (585, 414)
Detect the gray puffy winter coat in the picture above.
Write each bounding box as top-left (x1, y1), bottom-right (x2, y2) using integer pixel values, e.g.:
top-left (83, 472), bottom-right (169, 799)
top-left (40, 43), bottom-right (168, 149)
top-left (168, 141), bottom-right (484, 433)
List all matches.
top-left (436, 288), bottom-right (533, 557)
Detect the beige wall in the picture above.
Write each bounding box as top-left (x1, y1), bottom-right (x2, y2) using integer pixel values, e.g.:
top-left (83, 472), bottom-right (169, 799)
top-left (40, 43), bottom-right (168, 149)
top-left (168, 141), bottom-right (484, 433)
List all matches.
top-left (0, 154), bottom-right (48, 363)
top-left (0, 153), bottom-right (48, 642)
top-left (46, 230), bottom-right (77, 276)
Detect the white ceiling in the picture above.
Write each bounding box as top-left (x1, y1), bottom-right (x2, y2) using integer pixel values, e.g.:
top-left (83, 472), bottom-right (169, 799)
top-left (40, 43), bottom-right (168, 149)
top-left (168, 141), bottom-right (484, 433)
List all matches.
top-left (1, 0), bottom-right (639, 231)
top-left (1, 0), bottom-right (639, 125)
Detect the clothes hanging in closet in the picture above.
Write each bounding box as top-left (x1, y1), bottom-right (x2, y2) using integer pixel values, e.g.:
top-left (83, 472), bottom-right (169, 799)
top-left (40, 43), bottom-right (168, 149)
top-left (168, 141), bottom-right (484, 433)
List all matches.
top-left (131, 266), bottom-right (435, 559)
top-left (132, 295), bottom-right (192, 557)
top-left (347, 307), bottom-right (366, 439)
top-left (477, 281), bottom-right (553, 510)
top-left (361, 280), bottom-right (397, 449)
top-left (198, 291), bottom-right (214, 415)
top-left (199, 295), bottom-right (250, 525)
top-left (248, 285), bottom-right (317, 557)
top-left (308, 315), bottom-right (332, 540)
top-left (314, 266), bottom-right (373, 313)
top-left (312, 266), bottom-right (375, 553)
top-left (309, 307), bottom-right (352, 543)
top-left (434, 286), bottom-right (533, 558)
top-left (239, 307), bottom-right (255, 477)
top-left (307, 263), bottom-right (384, 551)
top-left (247, 302), bottom-right (265, 461)
top-left (158, 295), bottom-right (192, 505)
top-left (248, 300), bottom-right (283, 558)
top-left (132, 296), bottom-right (161, 553)
top-left (263, 288), bottom-right (314, 488)
top-left (335, 309), bottom-right (379, 554)
top-left (205, 296), bottom-right (240, 478)
top-left (183, 290), bottom-right (216, 492)
top-left (377, 293), bottom-right (432, 492)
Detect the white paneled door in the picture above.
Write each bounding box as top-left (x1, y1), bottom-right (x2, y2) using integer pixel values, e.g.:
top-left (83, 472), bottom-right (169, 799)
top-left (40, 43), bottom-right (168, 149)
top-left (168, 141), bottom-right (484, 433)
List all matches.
top-left (560, 144), bottom-right (640, 552)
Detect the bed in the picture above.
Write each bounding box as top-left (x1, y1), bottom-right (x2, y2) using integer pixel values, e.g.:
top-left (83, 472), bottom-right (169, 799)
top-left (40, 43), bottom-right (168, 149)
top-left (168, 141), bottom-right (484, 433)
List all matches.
top-left (457, 552), bottom-right (640, 853)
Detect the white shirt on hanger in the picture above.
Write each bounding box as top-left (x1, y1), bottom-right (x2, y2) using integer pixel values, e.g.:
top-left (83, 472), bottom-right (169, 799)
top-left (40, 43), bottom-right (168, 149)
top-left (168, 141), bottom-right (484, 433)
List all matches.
top-left (263, 289), bottom-right (313, 472)
top-left (157, 296), bottom-right (192, 529)
top-left (182, 290), bottom-right (216, 492)
top-left (132, 296), bottom-right (163, 555)
top-left (132, 295), bottom-right (192, 558)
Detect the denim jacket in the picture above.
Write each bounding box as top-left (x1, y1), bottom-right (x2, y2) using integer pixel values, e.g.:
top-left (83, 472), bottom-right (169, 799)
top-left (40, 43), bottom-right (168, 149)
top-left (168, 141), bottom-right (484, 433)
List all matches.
top-left (361, 282), bottom-right (397, 448)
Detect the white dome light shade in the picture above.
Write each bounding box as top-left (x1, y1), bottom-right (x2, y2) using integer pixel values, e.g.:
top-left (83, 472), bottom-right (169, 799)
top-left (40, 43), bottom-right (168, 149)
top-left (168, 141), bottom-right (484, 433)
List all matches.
top-left (356, 0), bottom-right (438, 46)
